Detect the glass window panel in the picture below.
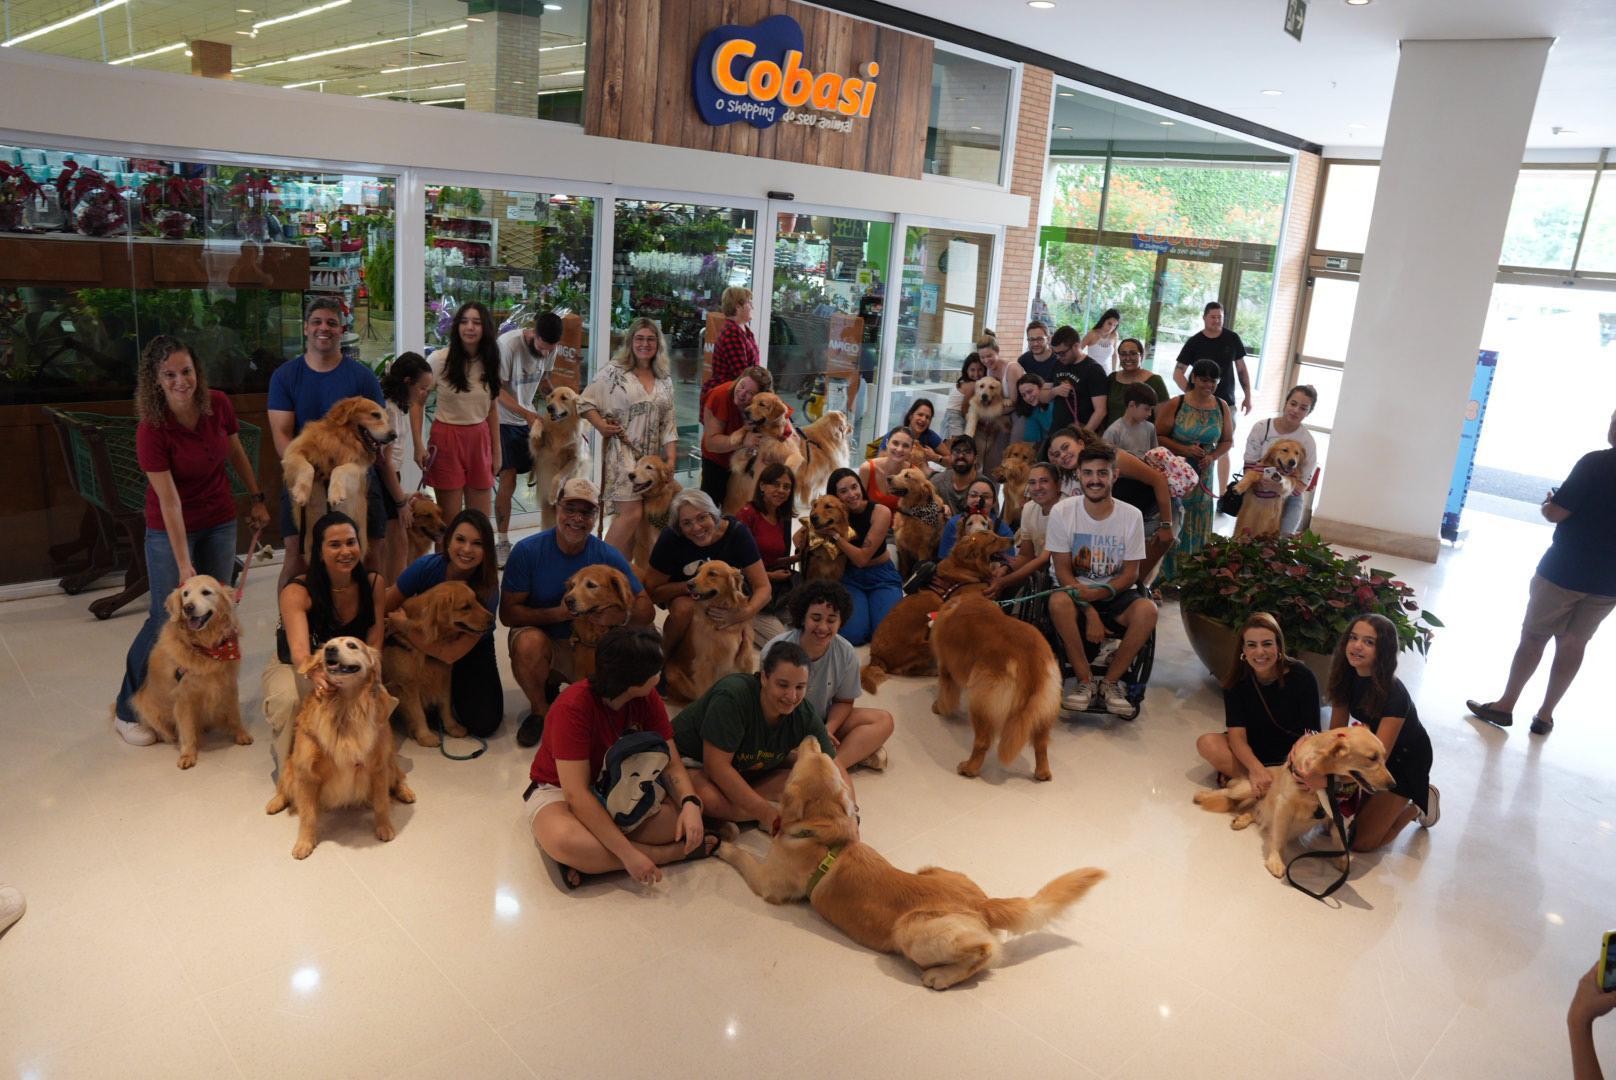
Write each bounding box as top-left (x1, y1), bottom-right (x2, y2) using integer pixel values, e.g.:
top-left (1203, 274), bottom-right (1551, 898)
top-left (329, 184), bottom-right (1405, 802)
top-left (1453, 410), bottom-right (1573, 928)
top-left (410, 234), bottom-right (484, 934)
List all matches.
top-left (1499, 169), bottom-right (1596, 270)
top-left (892, 225), bottom-right (994, 435)
top-left (1235, 267), bottom-right (1274, 360)
top-left (1314, 164), bottom-right (1379, 254)
top-left (1570, 170), bottom-right (1616, 273)
top-left (611, 199), bottom-right (756, 488)
top-left (767, 212), bottom-right (889, 456)
top-left (1299, 277), bottom-right (1358, 364)
top-left (926, 51), bottom-right (1010, 185)
top-left (1155, 258), bottom-right (1222, 357)
top-left (1046, 162), bottom-right (1104, 230)
top-left (1295, 363), bottom-right (1343, 429)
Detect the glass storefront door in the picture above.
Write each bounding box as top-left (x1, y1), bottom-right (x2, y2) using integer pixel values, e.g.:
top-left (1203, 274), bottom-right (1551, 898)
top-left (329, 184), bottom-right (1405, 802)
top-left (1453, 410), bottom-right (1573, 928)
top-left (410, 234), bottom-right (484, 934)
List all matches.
top-left (891, 224), bottom-right (996, 447)
top-left (1154, 257), bottom-right (1225, 365)
top-left (765, 210), bottom-right (892, 456)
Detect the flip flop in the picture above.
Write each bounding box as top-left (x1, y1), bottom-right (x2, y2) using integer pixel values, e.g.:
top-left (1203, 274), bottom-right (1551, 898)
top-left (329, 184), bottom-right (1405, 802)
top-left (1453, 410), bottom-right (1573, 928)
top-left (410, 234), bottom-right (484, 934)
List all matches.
top-left (683, 831), bottom-right (723, 863)
top-left (1530, 715), bottom-right (1554, 736)
top-left (1465, 699), bottom-right (1513, 727)
top-left (549, 858), bottom-right (589, 891)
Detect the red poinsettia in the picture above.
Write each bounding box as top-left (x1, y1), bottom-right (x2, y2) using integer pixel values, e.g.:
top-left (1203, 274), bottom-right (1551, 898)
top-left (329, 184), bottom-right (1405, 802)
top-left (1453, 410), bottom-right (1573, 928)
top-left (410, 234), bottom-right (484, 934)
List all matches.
top-left (54, 160), bottom-right (127, 236)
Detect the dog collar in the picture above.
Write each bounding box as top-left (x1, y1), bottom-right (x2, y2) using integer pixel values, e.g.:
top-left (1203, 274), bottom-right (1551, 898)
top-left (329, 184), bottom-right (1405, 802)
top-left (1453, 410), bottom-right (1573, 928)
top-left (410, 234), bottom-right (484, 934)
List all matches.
top-left (191, 635), bottom-right (241, 662)
top-left (804, 842), bottom-right (845, 899)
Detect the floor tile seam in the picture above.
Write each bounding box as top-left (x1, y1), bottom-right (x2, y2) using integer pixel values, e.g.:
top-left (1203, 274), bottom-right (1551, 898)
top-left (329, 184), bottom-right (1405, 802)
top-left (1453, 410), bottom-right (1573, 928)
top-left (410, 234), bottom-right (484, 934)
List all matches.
top-left (1374, 958), bottom-right (1456, 1080)
top-left (1, 631), bottom-right (40, 699)
top-left (192, 924), bottom-right (394, 1004)
top-left (969, 994), bottom-right (1106, 1077)
top-left (1405, 1005), bottom-right (1465, 1080)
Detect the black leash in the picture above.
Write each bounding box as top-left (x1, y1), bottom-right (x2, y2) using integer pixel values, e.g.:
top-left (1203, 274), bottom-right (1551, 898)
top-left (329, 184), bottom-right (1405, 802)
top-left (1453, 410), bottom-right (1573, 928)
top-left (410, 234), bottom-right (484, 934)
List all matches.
top-left (1284, 775), bottom-right (1354, 901)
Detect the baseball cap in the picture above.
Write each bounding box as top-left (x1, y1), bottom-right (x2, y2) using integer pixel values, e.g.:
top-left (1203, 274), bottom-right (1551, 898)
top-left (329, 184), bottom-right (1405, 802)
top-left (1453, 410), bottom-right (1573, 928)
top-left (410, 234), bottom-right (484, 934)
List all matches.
top-left (556, 477), bottom-right (599, 506)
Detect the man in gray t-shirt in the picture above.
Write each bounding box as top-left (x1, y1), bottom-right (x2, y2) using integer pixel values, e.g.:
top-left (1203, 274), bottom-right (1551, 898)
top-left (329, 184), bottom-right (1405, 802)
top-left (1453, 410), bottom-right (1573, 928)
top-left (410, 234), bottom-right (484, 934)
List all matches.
top-left (938, 435), bottom-right (993, 518)
top-left (494, 312), bottom-right (562, 557)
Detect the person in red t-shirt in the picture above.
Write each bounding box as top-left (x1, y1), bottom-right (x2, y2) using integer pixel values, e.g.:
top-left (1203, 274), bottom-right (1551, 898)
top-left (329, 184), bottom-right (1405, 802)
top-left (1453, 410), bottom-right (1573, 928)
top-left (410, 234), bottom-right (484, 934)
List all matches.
top-left (701, 286), bottom-right (759, 397)
top-left (734, 461), bottom-right (798, 643)
top-left (527, 626), bottom-right (716, 889)
top-left (699, 364), bottom-right (775, 506)
top-left (114, 335), bottom-right (271, 746)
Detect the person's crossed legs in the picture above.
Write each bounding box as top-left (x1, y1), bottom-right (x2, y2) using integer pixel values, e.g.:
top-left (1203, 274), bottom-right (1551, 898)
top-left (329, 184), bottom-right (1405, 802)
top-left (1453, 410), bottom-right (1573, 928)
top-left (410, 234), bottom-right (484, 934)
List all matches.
top-left (533, 796), bottom-right (713, 886)
top-left (687, 765), bottom-right (792, 826)
top-left (832, 706), bottom-right (895, 771)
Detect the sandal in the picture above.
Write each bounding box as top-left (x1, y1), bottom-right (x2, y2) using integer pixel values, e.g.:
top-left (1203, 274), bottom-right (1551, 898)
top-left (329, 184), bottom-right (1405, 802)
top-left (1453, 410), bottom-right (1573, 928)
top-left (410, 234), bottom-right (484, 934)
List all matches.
top-left (554, 861), bottom-right (590, 891)
top-left (1530, 715), bottom-right (1554, 736)
top-left (1465, 699), bottom-right (1513, 728)
top-left (683, 831), bottom-right (723, 863)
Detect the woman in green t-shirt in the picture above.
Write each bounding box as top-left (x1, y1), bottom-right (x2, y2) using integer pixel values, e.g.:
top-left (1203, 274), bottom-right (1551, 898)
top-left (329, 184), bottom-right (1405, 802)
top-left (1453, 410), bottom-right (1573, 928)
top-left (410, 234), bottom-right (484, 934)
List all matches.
top-left (673, 640), bottom-right (852, 832)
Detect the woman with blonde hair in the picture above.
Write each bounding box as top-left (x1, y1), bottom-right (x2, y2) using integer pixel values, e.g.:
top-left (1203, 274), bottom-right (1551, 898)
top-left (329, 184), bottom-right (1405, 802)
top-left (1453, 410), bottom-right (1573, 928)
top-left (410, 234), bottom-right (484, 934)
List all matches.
top-left (1195, 612), bottom-right (1321, 795)
top-left (702, 285), bottom-right (759, 394)
top-left (581, 317), bottom-right (678, 559)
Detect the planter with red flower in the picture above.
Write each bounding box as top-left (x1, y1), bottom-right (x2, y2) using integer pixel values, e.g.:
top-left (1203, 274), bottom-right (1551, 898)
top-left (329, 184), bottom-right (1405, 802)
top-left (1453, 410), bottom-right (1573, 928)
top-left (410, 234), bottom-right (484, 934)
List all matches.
top-left (54, 161), bottom-right (128, 237)
top-left (140, 175), bottom-right (208, 239)
top-left (0, 163), bottom-right (46, 232)
top-left (227, 172), bottom-right (276, 240)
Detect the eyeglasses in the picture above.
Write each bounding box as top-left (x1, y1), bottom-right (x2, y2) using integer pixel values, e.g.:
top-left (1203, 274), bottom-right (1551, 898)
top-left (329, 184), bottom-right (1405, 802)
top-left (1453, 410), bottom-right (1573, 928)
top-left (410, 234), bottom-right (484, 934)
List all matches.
top-left (559, 502), bottom-right (597, 519)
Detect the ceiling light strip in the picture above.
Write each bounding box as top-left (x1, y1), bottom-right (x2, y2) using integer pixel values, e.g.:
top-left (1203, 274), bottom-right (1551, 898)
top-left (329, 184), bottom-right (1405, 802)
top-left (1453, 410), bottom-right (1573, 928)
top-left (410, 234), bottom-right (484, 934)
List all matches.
top-left (359, 81), bottom-right (465, 98)
top-left (2, 0), bottom-right (128, 47)
top-left (252, 0), bottom-right (349, 31)
top-left (110, 40), bottom-right (187, 65)
top-left (241, 21), bottom-right (466, 72)
top-left (379, 59), bottom-right (465, 75)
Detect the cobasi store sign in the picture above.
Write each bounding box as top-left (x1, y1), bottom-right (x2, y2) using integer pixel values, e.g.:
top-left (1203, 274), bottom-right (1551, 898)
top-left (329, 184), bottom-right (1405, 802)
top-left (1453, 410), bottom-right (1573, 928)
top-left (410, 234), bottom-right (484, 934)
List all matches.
top-left (693, 14), bottom-right (878, 134)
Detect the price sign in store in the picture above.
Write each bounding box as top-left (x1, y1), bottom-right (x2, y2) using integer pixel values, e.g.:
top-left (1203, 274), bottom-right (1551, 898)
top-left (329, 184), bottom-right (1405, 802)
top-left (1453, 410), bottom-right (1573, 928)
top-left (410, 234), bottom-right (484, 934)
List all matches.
top-left (1284, 0), bottom-right (1307, 42)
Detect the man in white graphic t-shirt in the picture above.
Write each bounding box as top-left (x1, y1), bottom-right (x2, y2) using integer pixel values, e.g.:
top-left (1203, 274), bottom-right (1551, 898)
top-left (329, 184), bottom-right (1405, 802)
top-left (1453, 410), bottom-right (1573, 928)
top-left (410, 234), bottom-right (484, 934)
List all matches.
top-left (1044, 443), bottom-right (1158, 719)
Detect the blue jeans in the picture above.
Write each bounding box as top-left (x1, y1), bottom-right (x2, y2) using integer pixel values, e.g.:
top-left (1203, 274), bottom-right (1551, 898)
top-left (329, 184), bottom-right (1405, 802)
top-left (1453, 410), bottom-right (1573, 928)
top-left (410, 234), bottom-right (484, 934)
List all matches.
top-left (114, 522), bottom-right (239, 723)
top-left (840, 559), bottom-right (903, 646)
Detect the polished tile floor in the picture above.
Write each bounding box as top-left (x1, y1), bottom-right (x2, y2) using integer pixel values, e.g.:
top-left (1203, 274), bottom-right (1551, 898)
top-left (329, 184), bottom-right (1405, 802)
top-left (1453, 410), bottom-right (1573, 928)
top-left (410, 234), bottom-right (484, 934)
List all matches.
top-left (2, 508), bottom-right (1613, 1079)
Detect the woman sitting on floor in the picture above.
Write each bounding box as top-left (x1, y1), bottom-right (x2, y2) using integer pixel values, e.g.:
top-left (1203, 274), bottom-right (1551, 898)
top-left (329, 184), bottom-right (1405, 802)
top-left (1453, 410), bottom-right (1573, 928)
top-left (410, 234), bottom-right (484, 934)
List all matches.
top-left (824, 468), bottom-right (904, 645)
top-left (641, 489), bottom-right (773, 664)
top-left (1195, 612), bottom-right (1320, 797)
top-left (734, 461), bottom-right (798, 644)
top-left (937, 478), bottom-right (1015, 559)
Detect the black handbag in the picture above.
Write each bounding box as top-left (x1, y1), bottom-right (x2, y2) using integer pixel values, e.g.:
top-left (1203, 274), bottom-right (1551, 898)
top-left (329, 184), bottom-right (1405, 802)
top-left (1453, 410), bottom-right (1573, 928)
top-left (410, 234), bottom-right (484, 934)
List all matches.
top-left (1217, 477), bottom-right (1244, 517)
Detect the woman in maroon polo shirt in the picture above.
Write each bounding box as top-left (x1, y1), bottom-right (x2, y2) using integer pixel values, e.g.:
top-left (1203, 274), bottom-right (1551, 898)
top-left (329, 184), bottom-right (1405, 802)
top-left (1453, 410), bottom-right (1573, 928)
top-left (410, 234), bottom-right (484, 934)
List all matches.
top-left (113, 335), bottom-right (270, 746)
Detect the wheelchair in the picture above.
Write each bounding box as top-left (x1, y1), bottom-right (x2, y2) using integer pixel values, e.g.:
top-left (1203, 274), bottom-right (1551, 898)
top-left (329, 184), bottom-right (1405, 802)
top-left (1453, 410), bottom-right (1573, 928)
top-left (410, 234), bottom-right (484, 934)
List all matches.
top-left (999, 580), bottom-right (1156, 715)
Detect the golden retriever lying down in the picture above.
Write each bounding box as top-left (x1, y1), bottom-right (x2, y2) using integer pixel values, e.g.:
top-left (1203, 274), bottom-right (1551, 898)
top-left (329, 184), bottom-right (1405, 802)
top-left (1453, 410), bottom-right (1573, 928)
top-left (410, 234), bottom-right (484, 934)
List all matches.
top-left (1193, 727), bottom-right (1395, 878)
top-left (1232, 437), bottom-right (1306, 539)
top-left (931, 591), bottom-right (1062, 782)
top-left (282, 396), bottom-right (396, 553)
top-left (127, 575), bottom-right (251, 769)
top-left (717, 737), bottom-right (1106, 989)
top-left (862, 532), bottom-right (1012, 692)
top-left (664, 561), bottom-right (757, 702)
top-left (267, 637), bottom-right (414, 860)
top-left (382, 581), bottom-right (496, 747)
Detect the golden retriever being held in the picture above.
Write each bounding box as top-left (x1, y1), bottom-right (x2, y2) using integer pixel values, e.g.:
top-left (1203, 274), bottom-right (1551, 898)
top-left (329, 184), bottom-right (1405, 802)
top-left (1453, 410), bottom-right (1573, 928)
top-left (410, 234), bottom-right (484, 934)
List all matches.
top-left (887, 466), bottom-right (947, 577)
top-left (994, 441), bottom-right (1037, 529)
top-left (663, 561), bottom-right (757, 702)
top-left (404, 492), bottom-right (445, 561)
top-left (127, 575), bottom-right (251, 769)
top-left (266, 637), bottom-right (414, 860)
top-left (963, 376), bottom-right (1011, 461)
top-left (627, 455), bottom-right (681, 572)
top-left (931, 591), bottom-right (1061, 782)
top-left (562, 564), bottom-right (635, 682)
top-left (1193, 727), bottom-right (1395, 878)
top-left (793, 410), bottom-right (850, 511)
top-left (799, 494), bottom-right (853, 583)
top-left (1232, 438), bottom-right (1306, 538)
top-left (716, 737), bottom-right (1106, 989)
top-left (282, 396), bottom-right (396, 553)
top-left (726, 391), bottom-right (802, 514)
top-left (382, 581), bottom-right (495, 747)
top-left (529, 386), bottom-right (592, 529)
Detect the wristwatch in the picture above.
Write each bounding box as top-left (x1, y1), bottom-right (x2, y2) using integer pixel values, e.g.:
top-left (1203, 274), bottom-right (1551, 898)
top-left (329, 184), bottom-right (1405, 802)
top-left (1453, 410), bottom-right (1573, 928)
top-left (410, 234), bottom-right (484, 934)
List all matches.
top-left (679, 794), bottom-right (703, 811)
top-left (250, 492), bottom-right (266, 503)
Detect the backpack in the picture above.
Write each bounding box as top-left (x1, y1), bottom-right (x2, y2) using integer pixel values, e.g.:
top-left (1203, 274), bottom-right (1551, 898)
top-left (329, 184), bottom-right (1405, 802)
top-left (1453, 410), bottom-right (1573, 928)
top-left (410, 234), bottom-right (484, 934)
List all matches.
top-left (591, 729), bottom-right (670, 830)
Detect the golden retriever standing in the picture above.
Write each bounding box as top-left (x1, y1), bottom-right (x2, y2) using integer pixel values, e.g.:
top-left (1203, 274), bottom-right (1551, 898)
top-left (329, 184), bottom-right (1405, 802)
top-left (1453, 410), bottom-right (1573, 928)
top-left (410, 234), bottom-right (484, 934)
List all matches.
top-left (862, 532), bottom-right (1011, 692)
top-left (404, 492), bottom-right (445, 561)
top-left (1194, 727), bottom-right (1395, 878)
top-left (1232, 438), bottom-right (1306, 538)
top-left (793, 410), bottom-right (850, 510)
top-left (931, 591), bottom-right (1061, 782)
top-left (126, 575), bottom-right (251, 769)
top-left (995, 441), bottom-right (1037, 528)
top-left (663, 561), bottom-right (757, 702)
top-left (266, 637), bottom-right (414, 860)
top-left (799, 494), bottom-right (852, 583)
top-left (716, 737), bottom-right (1106, 989)
top-left (963, 376), bottom-right (1011, 462)
top-left (725, 391), bottom-right (803, 514)
top-left (382, 581), bottom-right (495, 747)
top-left (888, 466), bottom-right (948, 576)
top-left (282, 396), bottom-right (396, 553)
top-left (562, 564), bottom-right (635, 682)
top-left (627, 455), bottom-right (681, 573)
top-left (529, 386), bottom-right (592, 529)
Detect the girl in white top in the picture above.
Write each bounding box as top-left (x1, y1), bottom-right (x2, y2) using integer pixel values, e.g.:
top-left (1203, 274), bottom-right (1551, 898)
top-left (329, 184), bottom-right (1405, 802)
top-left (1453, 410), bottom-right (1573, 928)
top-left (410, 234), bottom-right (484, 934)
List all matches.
top-left (580, 316), bottom-right (679, 559)
top-left (1242, 383), bottom-right (1320, 536)
top-left (417, 300), bottom-right (502, 521)
top-left (379, 352), bottom-right (435, 584)
top-left (1082, 308), bottom-right (1122, 370)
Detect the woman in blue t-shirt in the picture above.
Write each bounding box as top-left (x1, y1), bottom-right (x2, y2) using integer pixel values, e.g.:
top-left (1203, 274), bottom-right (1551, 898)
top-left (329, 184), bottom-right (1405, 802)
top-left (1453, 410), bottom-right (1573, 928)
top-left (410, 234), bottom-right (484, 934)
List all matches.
top-left (384, 508), bottom-right (503, 738)
top-left (937, 478), bottom-right (1015, 559)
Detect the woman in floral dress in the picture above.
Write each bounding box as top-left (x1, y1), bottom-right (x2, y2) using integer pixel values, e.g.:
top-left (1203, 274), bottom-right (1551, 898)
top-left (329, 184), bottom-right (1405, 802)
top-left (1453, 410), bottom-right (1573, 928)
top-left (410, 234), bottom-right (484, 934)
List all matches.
top-left (1156, 358), bottom-right (1232, 583)
top-left (581, 317), bottom-right (679, 559)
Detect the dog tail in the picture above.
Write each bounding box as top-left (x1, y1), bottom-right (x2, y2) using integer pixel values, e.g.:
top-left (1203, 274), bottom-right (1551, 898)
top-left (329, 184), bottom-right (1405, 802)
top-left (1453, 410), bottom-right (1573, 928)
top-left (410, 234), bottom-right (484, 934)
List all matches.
top-left (994, 654), bottom-right (1061, 765)
top-left (982, 868), bottom-right (1106, 935)
top-left (860, 659), bottom-right (889, 694)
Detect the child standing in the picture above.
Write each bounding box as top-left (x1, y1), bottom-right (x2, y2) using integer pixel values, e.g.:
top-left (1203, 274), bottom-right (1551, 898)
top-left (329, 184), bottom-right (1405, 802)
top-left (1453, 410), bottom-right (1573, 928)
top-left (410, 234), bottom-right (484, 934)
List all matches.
top-left (1104, 382), bottom-right (1159, 457)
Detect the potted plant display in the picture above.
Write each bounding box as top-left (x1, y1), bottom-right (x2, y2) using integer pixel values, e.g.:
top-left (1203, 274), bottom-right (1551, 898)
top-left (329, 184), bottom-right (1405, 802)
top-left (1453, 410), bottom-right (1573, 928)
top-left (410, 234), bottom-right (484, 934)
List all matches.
top-left (1176, 532), bottom-right (1441, 683)
top-left (54, 161), bottom-right (128, 237)
top-left (0, 163), bottom-right (46, 231)
top-left (140, 175), bottom-right (207, 239)
top-left (227, 171), bottom-right (276, 240)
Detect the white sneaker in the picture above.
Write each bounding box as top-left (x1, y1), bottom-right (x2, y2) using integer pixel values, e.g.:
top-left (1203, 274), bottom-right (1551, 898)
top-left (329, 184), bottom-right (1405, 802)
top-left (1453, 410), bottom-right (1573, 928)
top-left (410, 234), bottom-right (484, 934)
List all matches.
top-left (113, 716), bottom-right (157, 746)
top-left (1417, 785), bottom-right (1440, 828)
top-left (1092, 639), bottom-right (1121, 670)
top-left (1100, 681), bottom-right (1138, 720)
top-left (859, 747), bottom-right (889, 772)
top-left (0, 885), bottom-right (24, 936)
top-left (496, 539), bottom-right (512, 568)
top-left (1061, 678), bottom-right (1096, 713)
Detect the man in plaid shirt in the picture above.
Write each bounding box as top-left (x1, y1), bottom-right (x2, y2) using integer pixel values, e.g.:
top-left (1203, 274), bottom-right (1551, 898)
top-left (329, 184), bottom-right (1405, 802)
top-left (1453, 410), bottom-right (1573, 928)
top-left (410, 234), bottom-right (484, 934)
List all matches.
top-left (702, 286), bottom-right (760, 395)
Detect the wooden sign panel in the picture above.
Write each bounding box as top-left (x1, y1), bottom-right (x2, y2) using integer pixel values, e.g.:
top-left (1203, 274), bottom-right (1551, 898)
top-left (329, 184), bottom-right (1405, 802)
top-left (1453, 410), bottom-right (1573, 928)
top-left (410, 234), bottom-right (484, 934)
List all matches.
top-left (586, 0), bottom-right (933, 179)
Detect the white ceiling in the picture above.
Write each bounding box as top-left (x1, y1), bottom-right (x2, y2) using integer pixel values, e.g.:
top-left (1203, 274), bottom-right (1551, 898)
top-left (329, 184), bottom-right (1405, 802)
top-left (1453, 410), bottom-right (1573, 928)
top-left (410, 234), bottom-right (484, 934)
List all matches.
top-left (893, 0), bottom-right (1616, 150)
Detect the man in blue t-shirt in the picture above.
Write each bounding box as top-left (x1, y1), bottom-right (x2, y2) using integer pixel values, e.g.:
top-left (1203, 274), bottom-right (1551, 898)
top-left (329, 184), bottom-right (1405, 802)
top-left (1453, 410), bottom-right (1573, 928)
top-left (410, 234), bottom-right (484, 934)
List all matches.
top-left (1467, 409), bottom-right (1616, 736)
top-left (268, 296), bottom-right (407, 587)
top-left (501, 478), bottom-right (654, 747)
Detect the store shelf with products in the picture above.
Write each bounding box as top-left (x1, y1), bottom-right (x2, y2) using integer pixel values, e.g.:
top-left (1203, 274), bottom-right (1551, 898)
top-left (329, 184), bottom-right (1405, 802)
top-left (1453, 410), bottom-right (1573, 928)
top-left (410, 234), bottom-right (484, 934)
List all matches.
top-left (427, 212), bottom-right (498, 268)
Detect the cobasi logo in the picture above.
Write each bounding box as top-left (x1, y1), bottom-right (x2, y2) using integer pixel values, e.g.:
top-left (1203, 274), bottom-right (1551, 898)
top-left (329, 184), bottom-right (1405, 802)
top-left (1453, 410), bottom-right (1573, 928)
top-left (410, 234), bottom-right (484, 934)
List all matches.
top-left (693, 14), bottom-right (878, 131)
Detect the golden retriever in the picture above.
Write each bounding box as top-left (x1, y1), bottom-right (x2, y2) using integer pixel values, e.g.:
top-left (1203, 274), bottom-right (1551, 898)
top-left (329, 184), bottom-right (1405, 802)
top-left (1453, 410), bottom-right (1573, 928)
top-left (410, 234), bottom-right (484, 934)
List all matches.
top-left (126, 575), bottom-right (251, 769)
top-left (862, 532), bottom-right (1011, 692)
top-left (932, 591), bottom-right (1061, 782)
top-left (404, 492), bottom-right (445, 561)
top-left (1233, 437), bottom-right (1306, 538)
top-left (1194, 727), bottom-right (1396, 878)
top-left (529, 386), bottom-right (592, 529)
top-left (799, 494), bottom-right (852, 583)
top-left (963, 376), bottom-right (1011, 461)
top-left (382, 581), bottom-right (495, 747)
top-left (793, 410), bottom-right (850, 510)
top-left (663, 561), bottom-right (757, 702)
top-left (282, 396), bottom-right (396, 552)
top-left (266, 637), bottom-right (414, 860)
top-left (888, 466), bottom-right (948, 576)
top-left (716, 736), bottom-right (1106, 989)
top-left (726, 391), bottom-right (803, 514)
top-left (627, 455), bottom-right (681, 573)
top-left (562, 564), bottom-right (635, 682)
top-left (995, 441), bottom-right (1037, 528)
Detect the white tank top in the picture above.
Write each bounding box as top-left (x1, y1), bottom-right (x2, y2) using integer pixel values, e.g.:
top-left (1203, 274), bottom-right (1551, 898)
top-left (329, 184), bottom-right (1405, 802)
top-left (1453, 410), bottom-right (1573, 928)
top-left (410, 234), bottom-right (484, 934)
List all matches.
top-left (1086, 339), bottom-right (1116, 366)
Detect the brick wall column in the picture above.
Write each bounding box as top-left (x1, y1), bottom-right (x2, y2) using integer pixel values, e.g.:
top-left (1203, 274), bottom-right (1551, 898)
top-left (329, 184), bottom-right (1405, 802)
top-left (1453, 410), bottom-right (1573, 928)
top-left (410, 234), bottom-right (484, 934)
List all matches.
top-left (994, 66), bottom-right (1054, 356)
top-left (1253, 150), bottom-right (1321, 416)
top-left (465, 12), bottom-right (542, 117)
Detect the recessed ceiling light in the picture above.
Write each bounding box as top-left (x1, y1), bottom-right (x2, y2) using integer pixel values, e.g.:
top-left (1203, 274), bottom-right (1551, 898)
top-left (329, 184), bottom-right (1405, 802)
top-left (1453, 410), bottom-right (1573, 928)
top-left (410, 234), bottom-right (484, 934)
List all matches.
top-left (235, 29), bottom-right (255, 35)
top-left (236, 7), bottom-right (254, 11)
top-left (1552, 126), bottom-right (1577, 135)
top-left (512, 79), bottom-right (524, 85)
top-left (184, 48), bottom-right (193, 56)
top-left (466, 15), bottom-right (483, 21)
top-left (1159, 120), bottom-right (1175, 126)
top-left (969, 124), bottom-right (982, 131)
top-left (1345, 0), bottom-right (1371, 5)
top-left (1261, 89), bottom-right (1283, 96)
top-left (1027, 0), bottom-right (1056, 8)
top-left (1056, 125), bottom-right (1072, 132)
top-left (1057, 90), bottom-right (1075, 98)
top-left (544, 2), bottom-right (562, 9)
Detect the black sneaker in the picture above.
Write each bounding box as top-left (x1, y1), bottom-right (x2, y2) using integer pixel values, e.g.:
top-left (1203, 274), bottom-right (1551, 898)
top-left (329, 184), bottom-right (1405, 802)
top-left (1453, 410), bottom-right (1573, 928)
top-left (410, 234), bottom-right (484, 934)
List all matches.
top-left (517, 712), bottom-right (544, 748)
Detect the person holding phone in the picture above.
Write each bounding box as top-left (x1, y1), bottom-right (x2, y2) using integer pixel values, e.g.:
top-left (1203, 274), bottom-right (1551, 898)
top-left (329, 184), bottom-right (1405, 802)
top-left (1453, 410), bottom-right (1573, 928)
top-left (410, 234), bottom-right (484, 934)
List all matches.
top-left (1569, 949), bottom-right (1616, 1080)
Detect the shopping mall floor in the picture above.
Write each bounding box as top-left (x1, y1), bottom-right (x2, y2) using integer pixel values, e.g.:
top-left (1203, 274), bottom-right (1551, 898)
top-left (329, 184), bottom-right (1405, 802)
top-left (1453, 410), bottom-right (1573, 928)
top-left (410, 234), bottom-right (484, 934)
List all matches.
top-left (1, 509), bottom-right (1611, 1080)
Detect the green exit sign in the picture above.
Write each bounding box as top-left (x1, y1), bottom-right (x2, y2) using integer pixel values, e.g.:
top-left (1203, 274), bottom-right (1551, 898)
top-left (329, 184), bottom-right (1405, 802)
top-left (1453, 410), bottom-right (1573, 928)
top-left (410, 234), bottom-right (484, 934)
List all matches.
top-left (1285, 0), bottom-right (1307, 41)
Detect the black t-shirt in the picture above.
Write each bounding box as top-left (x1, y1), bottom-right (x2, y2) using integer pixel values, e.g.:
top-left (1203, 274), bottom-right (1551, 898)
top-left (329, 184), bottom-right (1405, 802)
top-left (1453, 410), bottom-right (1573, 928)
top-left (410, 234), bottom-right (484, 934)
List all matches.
top-left (1537, 447), bottom-right (1616, 596)
top-left (1017, 348), bottom-right (1058, 383)
top-left (1050, 357), bottom-right (1109, 429)
top-left (1222, 664), bottom-right (1321, 765)
top-left (649, 516), bottom-right (762, 582)
top-left (1113, 475), bottom-right (1158, 520)
top-left (1344, 673), bottom-right (1433, 806)
top-left (1175, 331), bottom-right (1247, 406)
